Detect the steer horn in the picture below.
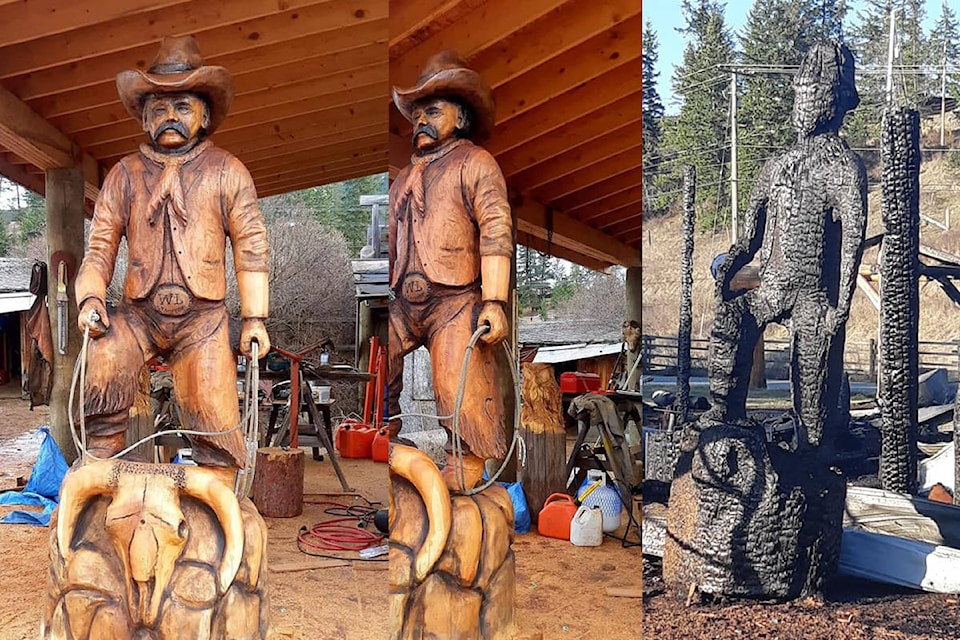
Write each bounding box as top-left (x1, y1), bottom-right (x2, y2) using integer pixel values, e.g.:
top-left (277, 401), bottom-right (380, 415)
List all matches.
top-left (57, 462), bottom-right (245, 596)
top-left (180, 466), bottom-right (244, 593)
top-left (389, 446), bottom-right (451, 582)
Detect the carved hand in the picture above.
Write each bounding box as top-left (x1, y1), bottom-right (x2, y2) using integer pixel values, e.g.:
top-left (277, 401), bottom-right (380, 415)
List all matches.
top-left (240, 319), bottom-right (270, 358)
top-left (78, 298), bottom-right (109, 338)
top-left (477, 301), bottom-right (508, 345)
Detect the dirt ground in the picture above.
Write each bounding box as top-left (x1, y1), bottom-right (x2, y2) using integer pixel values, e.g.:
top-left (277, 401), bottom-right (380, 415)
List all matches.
top-left (643, 556), bottom-right (960, 640)
top-left (0, 391), bottom-right (643, 640)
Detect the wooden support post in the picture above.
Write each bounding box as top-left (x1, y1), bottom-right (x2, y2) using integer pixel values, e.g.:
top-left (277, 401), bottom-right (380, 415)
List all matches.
top-left (45, 167), bottom-right (85, 463)
top-left (519, 363), bottom-right (566, 521)
top-left (625, 266), bottom-right (642, 391)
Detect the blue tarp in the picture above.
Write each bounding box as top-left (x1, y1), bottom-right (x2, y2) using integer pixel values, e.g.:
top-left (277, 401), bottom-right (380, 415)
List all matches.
top-left (0, 426), bottom-right (68, 526)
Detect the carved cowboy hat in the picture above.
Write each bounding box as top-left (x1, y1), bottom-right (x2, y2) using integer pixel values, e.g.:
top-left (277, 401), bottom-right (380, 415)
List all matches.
top-left (116, 35), bottom-right (234, 136)
top-left (393, 51), bottom-right (496, 143)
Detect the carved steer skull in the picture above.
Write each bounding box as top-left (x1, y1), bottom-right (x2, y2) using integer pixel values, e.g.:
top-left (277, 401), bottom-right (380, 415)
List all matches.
top-left (55, 461), bottom-right (244, 629)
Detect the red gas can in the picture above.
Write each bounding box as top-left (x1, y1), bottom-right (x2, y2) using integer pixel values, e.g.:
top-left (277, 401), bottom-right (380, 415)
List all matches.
top-left (537, 493), bottom-right (579, 540)
top-left (336, 422), bottom-right (376, 458)
top-left (559, 372), bottom-right (601, 395)
top-left (372, 428), bottom-right (390, 463)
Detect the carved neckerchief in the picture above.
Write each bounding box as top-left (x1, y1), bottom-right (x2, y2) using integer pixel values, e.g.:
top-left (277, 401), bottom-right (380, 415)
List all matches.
top-left (393, 138), bottom-right (469, 282)
top-left (139, 139), bottom-right (212, 227)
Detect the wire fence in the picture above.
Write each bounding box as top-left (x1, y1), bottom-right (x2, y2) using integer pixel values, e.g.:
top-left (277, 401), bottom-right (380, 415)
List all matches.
top-left (641, 333), bottom-right (960, 383)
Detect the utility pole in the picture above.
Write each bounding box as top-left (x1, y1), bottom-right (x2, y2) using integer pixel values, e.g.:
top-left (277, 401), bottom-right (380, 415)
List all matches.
top-left (940, 19), bottom-right (948, 147)
top-left (729, 70), bottom-right (739, 244)
top-left (885, 7), bottom-right (897, 105)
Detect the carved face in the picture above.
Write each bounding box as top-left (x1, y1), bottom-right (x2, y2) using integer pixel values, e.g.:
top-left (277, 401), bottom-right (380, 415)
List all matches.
top-left (142, 92), bottom-right (209, 152)
top-left (410, 98), bottom-right (467, 152)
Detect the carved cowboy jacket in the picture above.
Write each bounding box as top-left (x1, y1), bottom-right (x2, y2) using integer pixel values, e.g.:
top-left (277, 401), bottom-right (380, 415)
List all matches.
top-left (389, 139), bottom-right (513, 290)
top-left (76, 142), bottom-right (269, 315)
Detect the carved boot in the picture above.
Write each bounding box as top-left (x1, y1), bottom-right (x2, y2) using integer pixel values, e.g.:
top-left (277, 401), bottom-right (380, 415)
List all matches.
top-left (442, 453), bottom-right (486, 492)
top-left (84, 432), bottom-right (126, 461)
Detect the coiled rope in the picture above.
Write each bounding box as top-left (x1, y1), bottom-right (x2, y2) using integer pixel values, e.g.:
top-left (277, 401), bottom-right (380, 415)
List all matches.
top-left (68, 310), bottom-right (263, 499)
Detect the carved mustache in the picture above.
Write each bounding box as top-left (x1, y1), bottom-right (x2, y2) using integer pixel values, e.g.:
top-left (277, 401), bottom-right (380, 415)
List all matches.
top-left (152, 121), bottom-right (190, 141)
top-left (413, 124), bottom-right (439, 143)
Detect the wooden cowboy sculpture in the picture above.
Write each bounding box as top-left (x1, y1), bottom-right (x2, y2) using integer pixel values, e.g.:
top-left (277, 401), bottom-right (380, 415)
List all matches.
top-left (75, 35), bottom-right (270, 471)
top-left (387, 51), bottom-right (513, 490)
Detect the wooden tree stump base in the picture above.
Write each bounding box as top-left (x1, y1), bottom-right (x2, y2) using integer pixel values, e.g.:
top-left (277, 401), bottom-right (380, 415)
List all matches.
top-left (518, 363), bottom-right (566, 522)
top-left (390, 445), bottom-right (516, 640)
top-left (252, 447), bottom-right (305, 518)
top-left (44, 461), bottom-right (270, 640)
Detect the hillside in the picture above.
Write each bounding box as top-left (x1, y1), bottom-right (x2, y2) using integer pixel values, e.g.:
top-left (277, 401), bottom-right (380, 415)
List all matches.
top-left (642, 127), bottom-right (960, 349)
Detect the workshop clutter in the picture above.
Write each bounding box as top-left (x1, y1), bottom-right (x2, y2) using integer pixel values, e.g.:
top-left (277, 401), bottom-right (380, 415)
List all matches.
top-left (334, 337), bottom-right (388, 462)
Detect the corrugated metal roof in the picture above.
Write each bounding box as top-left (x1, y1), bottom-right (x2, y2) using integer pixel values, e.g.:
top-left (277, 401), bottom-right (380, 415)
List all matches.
top-left (532, 342), bottom-right (622, 364)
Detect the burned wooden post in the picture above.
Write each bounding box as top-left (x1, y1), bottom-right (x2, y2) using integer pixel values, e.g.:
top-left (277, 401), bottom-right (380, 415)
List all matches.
top-left (878, 107), bottom-right (920, 495)
top-left (519, 362), bottom-right (566, 521)
top-left (676, 165), bottom-right (695, 422)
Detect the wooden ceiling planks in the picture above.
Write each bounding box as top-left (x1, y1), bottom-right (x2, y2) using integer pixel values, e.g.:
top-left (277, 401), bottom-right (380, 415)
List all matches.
top-left (389, 0), bottom-right (641, 269)
top-left (0, 0), bottom-right (389, 208)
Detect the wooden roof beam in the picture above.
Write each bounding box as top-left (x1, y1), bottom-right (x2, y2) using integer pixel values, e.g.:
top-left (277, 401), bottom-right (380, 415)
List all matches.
top-left (8, 0), bottom-right (388, 101)
top-left (570, 185), bottom-right (644, 223)
top-left (0, 86), bottom-right (101, 202)
top-left (390, 0), bottom-right (559, 84)
top-left (552, 166), bottom-right (643, 212)
top-left (94, 97), bottom-right (384, 162)
top-left (509, 121), bottom-right (641, 189)
top-left (0, 151), bottom-right (46, 197)
top-left (514, 196), bottom-right (640, 268)
top-left (486, 61), bottom-right (641, 157)
top-left (0, 0), bottom-right (331, 78)
top-left (249, 146), bottom-right (387, 180)
top-left (73, 73), bottom-right (386, 148)
top-left (31, 19), bottom-right (388, 118)
top-left (517, 230), bottom-right (612, 273)
top-left (255, 163), bottom-right (387, 195)
top-left (0, 0), bottom-right (189, 49)
top-left (602, 212), bottom-right (644, 237)
top-left (495, 95), bottom-right (641, 176)
top-left (469, 0), bottom-right (641, 89)
top-left (530, 143), bottom-right (642, 202)
top-left (487, 13), bottom-right (642, 124)
top-left (389, 0), bottom-right (484, 56)
top-left (52, 43), bottom-right (386, 135)
top-left (235, 123), bottom-right (386, 164)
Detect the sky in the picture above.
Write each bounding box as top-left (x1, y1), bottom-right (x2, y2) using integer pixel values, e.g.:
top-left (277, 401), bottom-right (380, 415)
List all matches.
top-left (645, 0), bottom-right (944, 115)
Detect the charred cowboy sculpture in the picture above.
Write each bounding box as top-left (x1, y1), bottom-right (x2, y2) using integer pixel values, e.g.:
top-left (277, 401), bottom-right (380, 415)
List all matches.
top-left (387, 52), bottom-right (516, 640)
top-left (663, 41), bottom-right (866, 600)
top-left (44, 36), bottom-right (270, 639)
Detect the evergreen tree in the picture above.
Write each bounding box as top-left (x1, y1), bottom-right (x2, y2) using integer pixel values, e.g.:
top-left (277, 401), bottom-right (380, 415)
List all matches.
top-left (643, 21), bottom-right (665, 161)
top-left (930, 0), bottom-right (960, 114)
top-left (736, 0), bottom-right (847, 216)
top-left (738, 0), bottom-right (808, 215)
top-left (300, 173), bottom-right (389, 256)
top-left (847, 0), bottom-right (928, 147)
top-left (667, 0), bottom-right (736, 231)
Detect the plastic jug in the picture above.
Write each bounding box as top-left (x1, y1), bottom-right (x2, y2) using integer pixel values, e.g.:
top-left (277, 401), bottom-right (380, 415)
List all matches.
top-left (371, 428), bottom-right (390, 463)
top-left (335, 421), bottom-right (376, 458)
top-left (578, 470), bottom-right (623, 533)
top-left (569, 505), bottom-right (603, 547)
top-left (537, 493), bottom-right (579, 540)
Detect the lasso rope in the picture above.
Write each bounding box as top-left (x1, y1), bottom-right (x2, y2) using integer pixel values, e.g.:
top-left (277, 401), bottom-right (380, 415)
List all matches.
top-left (68, 309), bottom-right (262, 499)
top-left (389, 324), bottom-right (526, 495)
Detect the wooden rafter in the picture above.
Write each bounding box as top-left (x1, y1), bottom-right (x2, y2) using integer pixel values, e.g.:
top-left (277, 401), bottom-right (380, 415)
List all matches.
top-left (0, 85), bottom-right (101, 201)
